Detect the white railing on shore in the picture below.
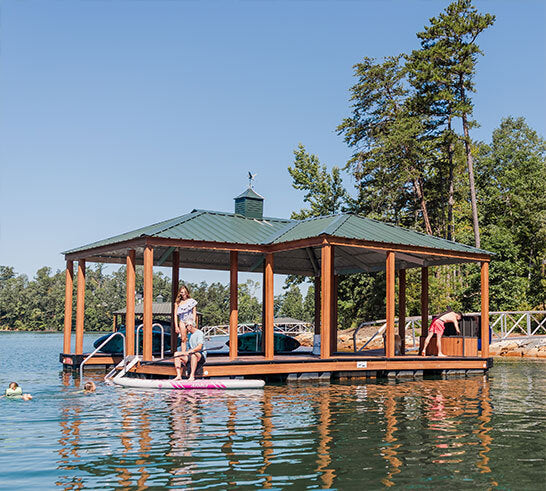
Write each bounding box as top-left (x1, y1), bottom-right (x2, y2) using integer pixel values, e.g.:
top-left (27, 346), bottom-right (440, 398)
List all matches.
top-left (354, 311), bottom-right (546, 343)
top-left (202, 321), bottom-right (313, 338)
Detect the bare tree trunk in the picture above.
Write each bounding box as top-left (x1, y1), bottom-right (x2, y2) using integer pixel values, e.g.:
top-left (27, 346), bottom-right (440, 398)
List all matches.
top-left (461, 111), bottom-right (481, 248)
top-left (413, 177), bottom-right (433, 235)
top-left (446, 118), bottom-right (455, 241)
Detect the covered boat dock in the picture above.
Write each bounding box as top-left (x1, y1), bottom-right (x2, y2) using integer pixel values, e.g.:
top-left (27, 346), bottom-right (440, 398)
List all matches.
top-left (60, 187), bottom-right (493, 380)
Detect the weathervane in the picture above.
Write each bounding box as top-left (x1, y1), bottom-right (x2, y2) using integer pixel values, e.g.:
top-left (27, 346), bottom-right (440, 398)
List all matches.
top-left (248, 171), bottom-right (257, 188)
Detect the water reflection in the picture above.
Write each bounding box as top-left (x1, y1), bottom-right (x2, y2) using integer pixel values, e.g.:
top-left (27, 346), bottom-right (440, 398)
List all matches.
top-left (53, 371), bottom-right (542, 489)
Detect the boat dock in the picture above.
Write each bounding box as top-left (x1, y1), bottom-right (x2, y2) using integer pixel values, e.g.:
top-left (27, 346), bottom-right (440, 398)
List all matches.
top-left (60, 187), bottom-right (493, 382)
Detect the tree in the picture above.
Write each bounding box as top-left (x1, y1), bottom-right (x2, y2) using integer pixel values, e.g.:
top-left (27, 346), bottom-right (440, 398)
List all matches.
top-left (277, 285), bottom-right (304, 320)
top-left (412, 0), bottom-right (495, 247)
top-left (337, 55), bottom-right (433, 232)
top-left (475, 117), bottom-right (546, 309)
top-left (288, 144), bottom-right (347, 219)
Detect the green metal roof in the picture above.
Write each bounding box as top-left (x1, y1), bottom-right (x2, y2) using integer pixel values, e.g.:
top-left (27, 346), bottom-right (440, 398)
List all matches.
top-left (234, 187), bottom-right (264, 200)
top-left (64, 209), bottom-right (492, 257)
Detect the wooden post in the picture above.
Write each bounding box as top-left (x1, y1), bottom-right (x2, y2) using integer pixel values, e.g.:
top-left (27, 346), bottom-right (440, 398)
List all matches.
top-left (62, 260), bottom-right (74, 354)
top-left (143, 245), bottom-right (154, 361)
top-left (398, 269), bottom-right (406, 355)
top-left (229, 251), bottom-right (239, 360)
top-left (320, 243), bottom-right (332, 359)
top-left (385, 252), bottom-right (395, 358)
top-left (113, 315), bottom-right (117, 332)
top-left (75, 259), bottom-right (86, 355)
top-left (314, 276), bottom-right (321, 335)
top-left (421, 266), bottom-right (429, 337)
top-left (481, 261), bottom-right (490, 358)
top-left (264, 253), bottom-right (274, 360)
top-left (126, 249), bottom-right (136, 356)
top-left (330, 273), bottom-right (338, 354)
top-left (171, 249), bottom-right (180, 354)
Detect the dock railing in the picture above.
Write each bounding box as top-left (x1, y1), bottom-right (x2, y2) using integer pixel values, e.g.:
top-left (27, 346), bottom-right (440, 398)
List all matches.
top-left (202, 321), bottom-right (313, 339)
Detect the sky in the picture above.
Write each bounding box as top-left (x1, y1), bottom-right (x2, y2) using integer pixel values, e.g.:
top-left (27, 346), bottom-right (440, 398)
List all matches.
top-left (1, 0), bottom-right (545, 293)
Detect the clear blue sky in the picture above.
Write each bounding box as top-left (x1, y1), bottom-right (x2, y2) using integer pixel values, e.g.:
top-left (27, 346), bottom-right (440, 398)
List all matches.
top-left (1, 0), bottom-right (544, 291)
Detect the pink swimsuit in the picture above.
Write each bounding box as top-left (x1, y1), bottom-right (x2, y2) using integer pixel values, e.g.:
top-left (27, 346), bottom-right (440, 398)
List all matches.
top-left (429, 318), bottom-right (445, 334)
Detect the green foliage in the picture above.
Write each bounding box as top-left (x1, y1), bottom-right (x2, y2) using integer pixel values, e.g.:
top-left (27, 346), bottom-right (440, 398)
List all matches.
top-left (288, 144), bottom-right (347, 219)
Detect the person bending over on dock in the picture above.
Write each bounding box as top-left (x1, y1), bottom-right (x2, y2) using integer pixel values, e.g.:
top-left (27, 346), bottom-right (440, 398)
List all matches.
top-left (174, 285), bottom-right (198, 348)
top-left (173, 319), bottom-right (207, 382)
top-left (420, 311), bottom-right (462, 357)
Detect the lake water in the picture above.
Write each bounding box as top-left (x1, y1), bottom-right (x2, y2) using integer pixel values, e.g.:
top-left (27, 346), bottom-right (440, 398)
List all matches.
top-left (1, 332), bottom-right (544, 490)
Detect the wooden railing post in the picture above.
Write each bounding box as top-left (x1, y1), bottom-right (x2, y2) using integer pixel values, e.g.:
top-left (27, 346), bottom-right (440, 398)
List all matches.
top-left (229, 251), bottom-right (239, 360)
top-left (331, 273), bottom-right (338, 354)
top-left (320, 243), bottom-right (332, 359)
top-left (63, 260), bottom-right (74, 354)
top-left (143, 245), bottom-right (154, 361)
top-left (386, 252), bottom-right (395, 358)
top-left (75, 259), bottom-right (86, 355)
top-left (314, 276), bottom-right (321, 335)
top-left (398, 269), bottom-right (406, 355)
top-left (421, 266), bottom-right (429, 337)
top-left (481, 261), bottom-right (490, 358)
top-left (264, 253), bottom-right (274, 360)
top-left (171, 250), bottom-right (180, 353)
top-left (126, 250), bottom-right (136, 356)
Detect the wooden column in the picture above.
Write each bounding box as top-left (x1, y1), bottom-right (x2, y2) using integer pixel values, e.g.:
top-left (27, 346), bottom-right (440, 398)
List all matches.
top-left (320, 243), bottom-right (332, 359)
top-left (398, 269), bottom-right (406, 355)
top-left (126, 249), bottom-right (136, 356)
top-left (481, 261), bottom-right (490, 358)
top-left (143, 245), bottom-right (154, 361)
top-left (264, 253), bottom-right (274, 360)
top-left (62, 260), bottom-right (74, 354)
top-left (171, 249), bottom-right (180, 353)
top-left (314, 276), bottom-right (321, 335)
top-left (421, 266), bottom-right (429, 337)
top-left (75, 259), bottom-right (86, 355)
top-left (229, 251), bottom-right (239, 360)
top-left (330, 273), bottom-right (338, 354)
top-left (385, 252), bottom-right (396, 358)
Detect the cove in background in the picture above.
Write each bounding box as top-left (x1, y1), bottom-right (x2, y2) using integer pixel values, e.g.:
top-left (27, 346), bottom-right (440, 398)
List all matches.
top-left (1, 332), bottom-right (545, 490)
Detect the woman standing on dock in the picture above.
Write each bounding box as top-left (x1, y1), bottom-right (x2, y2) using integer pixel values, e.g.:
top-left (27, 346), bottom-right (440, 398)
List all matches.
top-left (174, 285), bottom-right (198, 347)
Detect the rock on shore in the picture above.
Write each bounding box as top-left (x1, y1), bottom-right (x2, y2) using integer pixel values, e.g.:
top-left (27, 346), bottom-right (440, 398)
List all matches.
top-left (489, 338), bottom-right (546, 358)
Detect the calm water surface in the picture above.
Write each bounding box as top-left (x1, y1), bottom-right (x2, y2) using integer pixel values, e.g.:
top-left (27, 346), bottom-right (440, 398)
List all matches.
top-left (0, 332), bottom-right (544, 490)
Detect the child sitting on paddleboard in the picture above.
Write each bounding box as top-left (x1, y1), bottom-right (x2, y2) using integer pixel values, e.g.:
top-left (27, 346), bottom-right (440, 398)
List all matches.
top-left (3, 382), bottom-right (32, 400)
top-left (173, 318), bottom-right (207, 382)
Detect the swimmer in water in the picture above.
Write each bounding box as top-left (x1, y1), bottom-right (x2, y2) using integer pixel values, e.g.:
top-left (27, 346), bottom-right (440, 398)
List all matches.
top-left (83, 381), bottom-right (96, 393)
top-left (3, 382), bottom-right (32, 400)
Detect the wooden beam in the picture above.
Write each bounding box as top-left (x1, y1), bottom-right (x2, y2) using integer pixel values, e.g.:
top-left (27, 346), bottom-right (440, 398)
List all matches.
top-left (229, 251), bottom-right (239, 360)
top-left (305, 247), bottom-right (319, 276)
top-left (157, 247), bottom-right (175, 266)
top-left (320, 243), bottom-right (332, 358)
top-left (481, 261), bottom-right (490, 358)
top-left (171, 249), bottom-right (180, 353)
top-left (63, 260), bottom-right (74, 354)
top-left (143, 245), bottom-right (154, 361)
top-left (398, 269), bottom-right (406, 355)
top-left (65, 238), bottom-right (146, 261)
top-left (314, 276), bottom-right (321, 335)
top-left (331, 273), bottom-right (338, 353)
top-left (264, 253), bottom-right (274, 360)
top-left (421, 266), bottom-right (429, 337)
top-left (75, 259), bottom-right (86, 355)
top-left (386, 252), bottom-right (395, 358)
top-left (126, 250), bottom-right (136, 356)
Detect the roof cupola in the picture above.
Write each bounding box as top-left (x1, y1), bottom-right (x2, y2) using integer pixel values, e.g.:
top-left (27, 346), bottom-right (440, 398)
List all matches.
top-left (234, 187), bottom-right (264, 219)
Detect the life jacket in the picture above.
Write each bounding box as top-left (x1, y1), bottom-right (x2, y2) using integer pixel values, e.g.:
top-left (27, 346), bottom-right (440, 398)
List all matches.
top-left (5, 386), bottom-right (23, 397)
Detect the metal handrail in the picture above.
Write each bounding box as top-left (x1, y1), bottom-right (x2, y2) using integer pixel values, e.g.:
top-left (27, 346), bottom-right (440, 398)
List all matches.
top-left (80, 331), bottom-right (125, 379)
top-left (135, 323), bottom-right (165, 359)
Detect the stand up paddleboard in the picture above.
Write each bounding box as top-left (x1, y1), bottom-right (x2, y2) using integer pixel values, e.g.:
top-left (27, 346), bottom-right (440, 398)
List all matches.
top-left (113, 376), bottom-right (265, 390)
